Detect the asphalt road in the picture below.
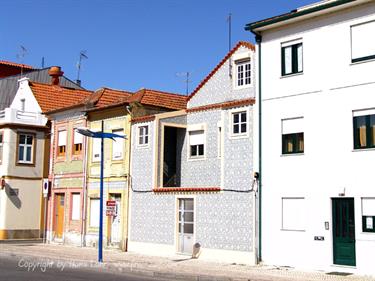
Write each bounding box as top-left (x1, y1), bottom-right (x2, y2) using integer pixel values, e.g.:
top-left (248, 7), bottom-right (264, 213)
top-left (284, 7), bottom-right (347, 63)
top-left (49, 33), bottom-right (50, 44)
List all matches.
top-left (0, 255), bottom-right (165, 281)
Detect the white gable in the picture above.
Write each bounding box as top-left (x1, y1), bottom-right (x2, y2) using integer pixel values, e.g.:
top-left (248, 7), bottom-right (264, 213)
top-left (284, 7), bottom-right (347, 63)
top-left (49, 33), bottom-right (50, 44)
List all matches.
top-left (10, 77), bottom-right (43, 113)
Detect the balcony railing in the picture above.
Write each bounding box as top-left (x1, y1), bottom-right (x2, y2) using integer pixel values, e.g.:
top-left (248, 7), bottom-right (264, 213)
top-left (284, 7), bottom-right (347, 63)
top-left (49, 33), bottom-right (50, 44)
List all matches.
top-left (0, 108), bottom-right (47, 126)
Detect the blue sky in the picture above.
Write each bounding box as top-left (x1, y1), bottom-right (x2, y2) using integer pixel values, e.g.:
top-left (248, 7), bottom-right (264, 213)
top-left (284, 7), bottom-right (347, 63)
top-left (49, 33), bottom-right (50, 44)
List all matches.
top-left (0, 0), bottom-right (314, 94)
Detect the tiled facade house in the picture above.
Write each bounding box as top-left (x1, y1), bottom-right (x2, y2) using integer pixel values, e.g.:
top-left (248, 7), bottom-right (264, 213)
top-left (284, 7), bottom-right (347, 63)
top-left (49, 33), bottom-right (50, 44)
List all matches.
top-left (84, 88), bottom-right (187, 250)
top-left (129, 41), bottom-right (258, 265)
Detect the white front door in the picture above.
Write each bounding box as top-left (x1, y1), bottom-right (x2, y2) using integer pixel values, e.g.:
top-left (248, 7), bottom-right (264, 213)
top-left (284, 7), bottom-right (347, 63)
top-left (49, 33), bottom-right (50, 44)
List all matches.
top-left (178, 198), bottom-right (194, 254)
top-left (110, 196), bottom-right (121, 244)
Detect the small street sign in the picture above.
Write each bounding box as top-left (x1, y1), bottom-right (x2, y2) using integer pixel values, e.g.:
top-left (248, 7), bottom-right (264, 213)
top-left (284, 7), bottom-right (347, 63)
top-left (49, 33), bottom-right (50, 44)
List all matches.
top-left (106, 200), bottom-right (117, 216)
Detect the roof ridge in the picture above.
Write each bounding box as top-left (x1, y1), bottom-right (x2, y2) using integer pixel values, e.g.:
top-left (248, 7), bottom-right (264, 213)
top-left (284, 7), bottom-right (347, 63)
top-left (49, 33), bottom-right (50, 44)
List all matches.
top-left (187, 41), bottom-right (254, 102)
top-left (29, 81), bottom-right (93, 92)
top-left (142, 88), bottom-right (185, 97)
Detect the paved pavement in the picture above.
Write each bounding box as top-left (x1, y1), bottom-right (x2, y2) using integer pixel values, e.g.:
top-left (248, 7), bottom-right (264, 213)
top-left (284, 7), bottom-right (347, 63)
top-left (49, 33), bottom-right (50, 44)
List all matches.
top-left (1, 242), bottom-right (374, 281)
top-left (0, 255), bottom-right (164, 281)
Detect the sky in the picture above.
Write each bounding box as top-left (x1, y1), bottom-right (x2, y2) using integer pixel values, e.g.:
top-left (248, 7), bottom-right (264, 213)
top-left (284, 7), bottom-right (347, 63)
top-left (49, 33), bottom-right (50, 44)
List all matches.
top-left (0, 0), bottom-right (314, 95)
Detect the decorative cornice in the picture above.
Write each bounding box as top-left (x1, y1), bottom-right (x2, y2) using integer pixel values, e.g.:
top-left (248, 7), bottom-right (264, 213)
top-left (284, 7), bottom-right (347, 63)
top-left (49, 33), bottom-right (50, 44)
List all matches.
top-left (153, 187), bottom-right (221, 193)
top-left (131, 115), bottom-right (156, 123)
top-left (187, 98), bottom-right (255, 113)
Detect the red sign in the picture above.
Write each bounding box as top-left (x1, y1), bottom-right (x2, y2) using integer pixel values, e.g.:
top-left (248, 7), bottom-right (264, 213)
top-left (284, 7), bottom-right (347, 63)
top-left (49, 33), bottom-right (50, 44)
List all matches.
top-left (106, 200), bottom-right (117, 216)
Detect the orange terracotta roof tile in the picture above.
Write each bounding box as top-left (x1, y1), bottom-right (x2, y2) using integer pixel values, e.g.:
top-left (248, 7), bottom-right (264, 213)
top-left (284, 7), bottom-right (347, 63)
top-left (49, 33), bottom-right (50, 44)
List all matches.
top-left (130, 88), bottom-right (187, 110)
top-left (92, 87), bottom-right (132, 109)
top-left (187, 41), bottom-right (255, 102)
top-left (29, 82), bottom-right (93, 113)
top-left (0, 60), bottom-right (34, 69)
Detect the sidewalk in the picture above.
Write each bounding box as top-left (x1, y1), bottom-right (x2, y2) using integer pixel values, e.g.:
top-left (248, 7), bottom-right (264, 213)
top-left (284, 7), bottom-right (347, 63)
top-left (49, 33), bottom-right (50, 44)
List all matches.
top-left (0, 242), bottom-right (374, 281)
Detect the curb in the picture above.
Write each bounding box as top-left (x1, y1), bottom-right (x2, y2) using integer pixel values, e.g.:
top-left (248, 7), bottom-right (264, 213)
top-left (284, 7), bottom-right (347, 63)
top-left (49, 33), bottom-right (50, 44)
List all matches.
top-left (0, 238), bottom-right (43, 244)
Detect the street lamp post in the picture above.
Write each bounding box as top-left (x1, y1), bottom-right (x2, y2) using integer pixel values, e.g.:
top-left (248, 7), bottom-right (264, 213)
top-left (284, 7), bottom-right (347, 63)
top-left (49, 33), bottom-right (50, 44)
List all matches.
top-left (76, 121), bottom-right (126, 263)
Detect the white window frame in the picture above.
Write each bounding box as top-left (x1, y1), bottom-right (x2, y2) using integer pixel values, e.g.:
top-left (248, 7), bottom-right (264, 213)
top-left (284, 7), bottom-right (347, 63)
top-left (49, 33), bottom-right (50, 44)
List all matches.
top-left (112, 129), bottom-right (124, 160)
top-left (57, 130), bottom-right (67, 157)
top-left (187, 124), bottom-right (206, 161)
top-left (89, 198), bottom-right (100, 228)
top-left (351, 20), bottom-right (375, 63)
top-left (18, 133), bottom-right (34, 164)
top-left (92, 137), bottom-right (101, 162)
top-left (137, 125), bottom-right (149, 147)
top-left (281, 197), bottom-right (306, 231)
top-left (229, 108), bottom-right (250, 139)
top-left (281, 38), bottom-right (303, 76)
top-left (71, 193), bottom-right (81, 221)
top-left (235, 60), bottom-right (251, 88)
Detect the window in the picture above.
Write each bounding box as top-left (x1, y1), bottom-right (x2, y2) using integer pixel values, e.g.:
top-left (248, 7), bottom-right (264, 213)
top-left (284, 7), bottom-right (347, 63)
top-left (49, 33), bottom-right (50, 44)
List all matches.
top-left (57, 130), bottom-right (67, 157)
top-left (189, 130), bottom-right (204, 158)
top-left (281, 41), bottom-right (303, 76)
top-left (236, 60), bottom-right (251, 87)
top-left (232, 111), bottom-right (247, 135)
top-left (353, 109), bottom-right (375, 149)
top-left (92, 138), bottom-right (101, 162)
top-left (0, 132), bottom-right (3, 163)
top-left (71, 193), bottom-right (81, 221)
top-left (73, 129), bottom-right (83, 155)
top-left (112, 129), bottom-right (124, 160)
top-left (351, 21), bottom-right (375, 63)
top-left (89, 198), bottom-right (99, 228)
top-left (18, 133), bottom-right (34, 164)
top-left (20, 98), bottom-right (25, 111)
top-left (282, 197), bottom-right (305, 231)
top-left (282, 117), bottom-right (304, 154)
top-left (138, 126), bottom-right (149, 146)
top-left (362, 198), bottom-right (375, 233)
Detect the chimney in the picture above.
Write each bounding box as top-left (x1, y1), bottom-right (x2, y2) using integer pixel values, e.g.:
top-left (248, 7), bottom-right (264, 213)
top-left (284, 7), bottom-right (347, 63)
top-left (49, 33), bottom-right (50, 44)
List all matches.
top-left (48, 66), bottom-right (64, 85)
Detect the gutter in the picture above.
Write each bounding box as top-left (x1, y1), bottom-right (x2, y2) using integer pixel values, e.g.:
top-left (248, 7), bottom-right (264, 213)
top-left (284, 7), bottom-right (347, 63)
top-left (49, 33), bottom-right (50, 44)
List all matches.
top-left (81, 115), bottom-right (89, 247)
top-left (245, 0), bottom-right (355, 31)
top-left (250, 29), bottom-right (262, 263)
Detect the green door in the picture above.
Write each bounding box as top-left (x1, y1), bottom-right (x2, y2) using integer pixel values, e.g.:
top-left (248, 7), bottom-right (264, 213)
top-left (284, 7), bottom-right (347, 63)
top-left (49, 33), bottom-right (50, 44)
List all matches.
top-left (332, 198), bottom-right (356, 266)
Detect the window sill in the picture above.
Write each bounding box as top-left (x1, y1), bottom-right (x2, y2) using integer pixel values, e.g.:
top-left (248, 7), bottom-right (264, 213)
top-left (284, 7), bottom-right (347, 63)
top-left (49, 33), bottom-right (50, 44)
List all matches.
top-left (153, 187), bottom-right (221, 193)
top-left (188, 156), bottom-right (206, 162)
top-left (136, 144), bottom-right (150, 149)
top-left (234, 84), bottom-right (252, 90)
top-left (17, 162), bottom-right (35, 166)
top-left (352, 147), bottom-right (375, 152)
top-left (229, 133), bottom-right (249, 139)
top-left (280, 229), bottom-right (306, 232)
top-left (280, 72), bottom-right (303, 79)
top-left (280, 153), bottom-right (304, 157)
top-left (351, 56), bottom-right (375, 65)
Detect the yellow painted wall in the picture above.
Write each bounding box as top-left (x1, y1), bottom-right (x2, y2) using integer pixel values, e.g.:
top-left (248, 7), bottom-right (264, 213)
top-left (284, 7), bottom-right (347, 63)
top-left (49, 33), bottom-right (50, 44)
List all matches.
top-left (86, 107), bottom-right (131, 249)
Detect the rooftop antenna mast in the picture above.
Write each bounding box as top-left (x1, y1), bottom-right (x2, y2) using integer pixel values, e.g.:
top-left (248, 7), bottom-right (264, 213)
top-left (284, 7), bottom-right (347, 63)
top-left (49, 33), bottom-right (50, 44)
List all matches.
top-left (76, 50), bottom-right (88, 86)
top-left (176, 71), bottom-right (192, 95)
top-left (16, 45), bottom-right (27, 75)
top-left (227, 13), bottom-right (233, 78)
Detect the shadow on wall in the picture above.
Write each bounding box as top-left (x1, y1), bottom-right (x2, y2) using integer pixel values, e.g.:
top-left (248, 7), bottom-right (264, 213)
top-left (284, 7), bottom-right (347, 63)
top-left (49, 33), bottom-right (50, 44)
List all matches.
top-left (5, 183), bottom-right (22, 209)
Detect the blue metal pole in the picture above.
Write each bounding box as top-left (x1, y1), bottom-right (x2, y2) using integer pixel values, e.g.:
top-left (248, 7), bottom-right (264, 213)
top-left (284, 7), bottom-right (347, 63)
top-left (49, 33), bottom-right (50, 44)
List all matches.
top-left (98, 120), bottom-right (104, 262)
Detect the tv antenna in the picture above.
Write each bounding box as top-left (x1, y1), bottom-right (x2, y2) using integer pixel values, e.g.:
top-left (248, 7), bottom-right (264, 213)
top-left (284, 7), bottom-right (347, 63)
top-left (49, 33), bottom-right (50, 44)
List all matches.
top-left (176, 71), bottom-right (192, 95)
top-left (16, 45), bottom-right (28, 75)
top-left (76, 50), bottom-right (88, 86)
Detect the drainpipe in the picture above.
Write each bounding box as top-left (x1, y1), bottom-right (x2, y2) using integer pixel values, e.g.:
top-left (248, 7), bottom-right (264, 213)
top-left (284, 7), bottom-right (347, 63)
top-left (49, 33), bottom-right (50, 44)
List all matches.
top-left (251, 30), bottom-right (262, 263)
top-left (81, 115), bottom-right (89, 247)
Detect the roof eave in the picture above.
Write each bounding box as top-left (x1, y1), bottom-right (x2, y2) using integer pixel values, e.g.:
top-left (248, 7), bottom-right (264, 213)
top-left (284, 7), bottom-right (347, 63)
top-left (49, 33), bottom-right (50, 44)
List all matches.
top-left (245, 0), bottom-right (357, 32)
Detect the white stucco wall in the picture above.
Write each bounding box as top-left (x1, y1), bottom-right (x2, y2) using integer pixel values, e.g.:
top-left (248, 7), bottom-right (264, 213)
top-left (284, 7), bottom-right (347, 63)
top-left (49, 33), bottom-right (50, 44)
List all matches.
top-left (258, 2), bottom-right (375, 274)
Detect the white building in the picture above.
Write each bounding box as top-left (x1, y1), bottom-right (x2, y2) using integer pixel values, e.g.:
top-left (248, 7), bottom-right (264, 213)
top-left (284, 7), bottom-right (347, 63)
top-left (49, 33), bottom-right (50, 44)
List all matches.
top-left (247, 0), bottom-right (375, 274)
